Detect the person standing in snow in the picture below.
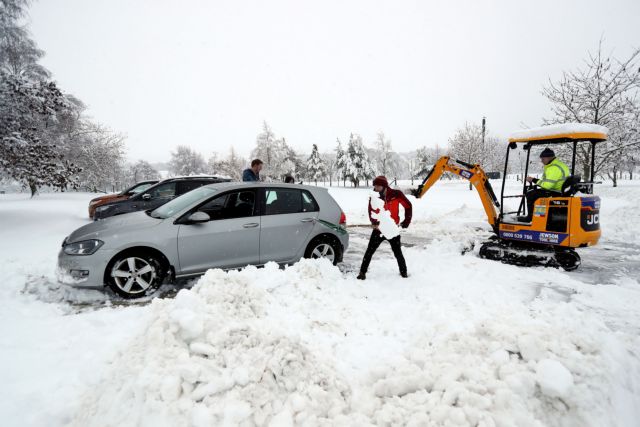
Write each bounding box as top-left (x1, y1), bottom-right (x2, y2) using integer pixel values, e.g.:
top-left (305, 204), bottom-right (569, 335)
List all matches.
top-left (243, 159), bottom-right (263, 182)
top-left (357, 176), bottom-right (412, 280)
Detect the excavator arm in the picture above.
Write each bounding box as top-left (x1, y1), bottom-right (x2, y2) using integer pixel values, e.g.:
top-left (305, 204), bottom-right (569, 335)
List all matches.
top-left (411, 156), bottom-right (501, 230)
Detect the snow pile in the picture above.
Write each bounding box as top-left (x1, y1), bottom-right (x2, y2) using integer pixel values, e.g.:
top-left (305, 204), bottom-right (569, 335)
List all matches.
top-left (510, 123), bottom-right (609, 141)
top-left (367, 302), bottom-right (617, 426)
top-left (70, 263), bottom-right (359, 427)
top-left (368, 190), bottom-right (400, 239)
top-left (69, 255), bottom-right (638, 427)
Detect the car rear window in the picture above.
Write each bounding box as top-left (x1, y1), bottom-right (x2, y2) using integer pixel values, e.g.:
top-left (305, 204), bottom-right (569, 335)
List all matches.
top-left (264, 189), bottom-right (318, 215)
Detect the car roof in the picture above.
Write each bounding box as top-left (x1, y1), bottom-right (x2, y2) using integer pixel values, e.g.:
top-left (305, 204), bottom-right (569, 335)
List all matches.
top-left (157, 175), bottom-right (230, 183)
top-left (201, 181), bottom-right (328, 192)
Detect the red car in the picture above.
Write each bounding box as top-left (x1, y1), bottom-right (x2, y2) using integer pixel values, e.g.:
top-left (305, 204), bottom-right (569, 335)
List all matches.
top-left (88, 180), bottom-right (158, 219)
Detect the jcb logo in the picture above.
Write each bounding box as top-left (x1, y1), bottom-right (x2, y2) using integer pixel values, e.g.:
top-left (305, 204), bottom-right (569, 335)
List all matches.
top-left (586, 214), bottom-right (599, 225)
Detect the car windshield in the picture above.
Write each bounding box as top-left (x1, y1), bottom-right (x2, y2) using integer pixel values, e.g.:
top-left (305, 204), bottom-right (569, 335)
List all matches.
top-left (130, 182), bottom-right (154, 194)
top-left (120, 182), bottom-right (155, 196)
top-left (149, 186), bottom-right (217, 219)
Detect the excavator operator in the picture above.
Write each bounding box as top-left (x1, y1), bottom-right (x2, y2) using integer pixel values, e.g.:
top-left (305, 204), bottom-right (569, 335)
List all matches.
top-left (520, 148), bottom-right (570, 222)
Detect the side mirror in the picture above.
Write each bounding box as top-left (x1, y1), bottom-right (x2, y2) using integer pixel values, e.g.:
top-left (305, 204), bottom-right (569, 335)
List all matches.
top-left (187, 211), bottom-right (210, 224)
top-left (142, 194), bottom-right (151, 201)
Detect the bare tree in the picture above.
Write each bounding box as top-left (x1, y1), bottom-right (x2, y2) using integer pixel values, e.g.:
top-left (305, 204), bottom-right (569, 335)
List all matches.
top-left (447, 122), bottom-right (503, 189)
top-left (542, 39), bottom-right (640, 183)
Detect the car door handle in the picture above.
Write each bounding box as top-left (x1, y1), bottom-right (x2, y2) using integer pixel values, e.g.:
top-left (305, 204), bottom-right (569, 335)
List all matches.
top-left (300, 218), bottom-right (316, 223)
top-left (243, 222), bottom-right (259, 228)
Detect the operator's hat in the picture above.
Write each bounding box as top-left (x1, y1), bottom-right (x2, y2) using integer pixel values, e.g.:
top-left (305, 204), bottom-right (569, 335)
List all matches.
top-left (540, 148), bottom-right (555, 158)
top-left (372, 176), bottom-right (389, 188)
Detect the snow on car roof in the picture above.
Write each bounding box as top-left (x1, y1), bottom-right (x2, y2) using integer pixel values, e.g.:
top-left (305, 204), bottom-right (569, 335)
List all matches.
top-left (509, 123), bottom-right (608, 143)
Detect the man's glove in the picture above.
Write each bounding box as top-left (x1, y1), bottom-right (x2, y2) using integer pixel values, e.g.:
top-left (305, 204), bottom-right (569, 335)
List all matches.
top-left (400, 222), bottom-right (409, 229)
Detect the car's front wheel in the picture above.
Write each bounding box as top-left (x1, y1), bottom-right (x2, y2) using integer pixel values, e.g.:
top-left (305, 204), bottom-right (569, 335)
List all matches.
top-left (304, 236), bottom-right (342, 265)
top-left (106, 251), bottom-right (166, 298)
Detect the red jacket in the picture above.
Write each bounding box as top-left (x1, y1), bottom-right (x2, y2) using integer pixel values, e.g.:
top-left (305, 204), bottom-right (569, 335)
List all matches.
top-left (368, 188), bottom-right (413, 227)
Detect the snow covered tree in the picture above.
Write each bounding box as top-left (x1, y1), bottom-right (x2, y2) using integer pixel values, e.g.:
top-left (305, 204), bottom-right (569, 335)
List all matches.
top-left (334, 138), bottom-right (347, 186)
top-left (373, 131), bottom-right (393, 175)
top-left (129, 160), bottom-right (160, 183)
top-left (447, 121), bottom-right (502, 189)
top-left (322, 152), bottom-right (336, 186)
top-left (250, 122), bottom-right (301, 180)
top-left (0, 0), bottom-right (49, 80)
top-left (55, 117), bottom-right (128, 192)
top-left (208, 147), bottom-right (245, 180)
top-left (0, 71), bottom-right (81, 195)
top-left (168, 145), bottom-right (206, 176)
top-left (344, 133), bottom-right (375, 187)
top-left (305, 144), bottom-right (326, 185)
top-left (542, 40), bottom-right (640, 183)
top-left (1, 0), bottom-right (127, 195)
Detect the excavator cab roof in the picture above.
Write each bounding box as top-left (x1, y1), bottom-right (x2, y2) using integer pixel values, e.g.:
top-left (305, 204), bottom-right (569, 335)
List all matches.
top-left (508, 123), bottom-right (608, 145)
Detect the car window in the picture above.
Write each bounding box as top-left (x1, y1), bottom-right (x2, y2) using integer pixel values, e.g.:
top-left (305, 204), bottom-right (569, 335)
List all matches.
top-left (176, 181), bottom-right (206, 195)
top-left (264, 189), bottom-right (310, 215)
top-left (198, 190), bottom-right (255, 220)
top-left (147, 182), bottom-right (176, 200)
top-left (302, 191), bottom-right (319, 212)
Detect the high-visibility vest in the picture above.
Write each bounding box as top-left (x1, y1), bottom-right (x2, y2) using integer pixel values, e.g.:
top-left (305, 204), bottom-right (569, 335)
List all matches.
top-left (538, 158), bottom-right (570, 192)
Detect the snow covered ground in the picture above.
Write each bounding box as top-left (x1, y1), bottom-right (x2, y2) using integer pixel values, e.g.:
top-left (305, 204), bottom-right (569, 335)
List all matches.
top-left (1, 180), bottom-right (640, 426)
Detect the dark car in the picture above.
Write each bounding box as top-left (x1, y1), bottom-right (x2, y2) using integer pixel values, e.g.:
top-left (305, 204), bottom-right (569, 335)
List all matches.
top-left (93, 176), bottom-right (230, 220)
top-left (88, 180), bottom-right (158, 219)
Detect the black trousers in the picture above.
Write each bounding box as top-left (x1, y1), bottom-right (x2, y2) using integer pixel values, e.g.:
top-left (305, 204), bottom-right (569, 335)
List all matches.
top-left (359, 229), bottom-right (407, 275)
top-left (525, 188), bottom-right (556, 219)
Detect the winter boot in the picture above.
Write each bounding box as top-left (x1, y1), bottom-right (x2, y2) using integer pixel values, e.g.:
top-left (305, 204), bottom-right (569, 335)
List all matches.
top-left (357, 272), bottom-right (366, 280)
top-left (400, 272), bottom-right (408, 278)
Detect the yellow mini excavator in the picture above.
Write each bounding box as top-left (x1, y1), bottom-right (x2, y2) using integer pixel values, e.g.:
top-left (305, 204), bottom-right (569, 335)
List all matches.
top-left (411, 124), bottom-right (605, 270)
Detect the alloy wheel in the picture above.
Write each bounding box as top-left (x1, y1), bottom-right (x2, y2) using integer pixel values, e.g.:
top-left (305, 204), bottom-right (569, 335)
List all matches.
top-left (311, 243), bottom-right (336, 263)
top-left (111, 256), bottom-right (156, 295)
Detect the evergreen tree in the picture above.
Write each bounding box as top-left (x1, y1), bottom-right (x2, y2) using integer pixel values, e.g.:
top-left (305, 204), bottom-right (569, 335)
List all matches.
top-left (305, 143), bottom-right (326, 185)
top-left (344, 133), bottom-right (374, 187)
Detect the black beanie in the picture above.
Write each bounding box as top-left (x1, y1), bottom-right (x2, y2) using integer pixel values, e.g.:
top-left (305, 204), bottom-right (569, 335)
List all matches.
top-left (540, 148), bottom-right (555, 158)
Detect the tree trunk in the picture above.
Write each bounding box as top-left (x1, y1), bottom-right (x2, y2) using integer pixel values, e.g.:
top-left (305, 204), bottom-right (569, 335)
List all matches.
top-left (28, 180), bottom-right (38, 198)
top-left (610, 167), bottom-right (618, 187)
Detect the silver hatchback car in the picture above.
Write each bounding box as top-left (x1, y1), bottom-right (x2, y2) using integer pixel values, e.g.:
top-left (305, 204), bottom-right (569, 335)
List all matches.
top-left (58, 183), bottom-right (349, 298)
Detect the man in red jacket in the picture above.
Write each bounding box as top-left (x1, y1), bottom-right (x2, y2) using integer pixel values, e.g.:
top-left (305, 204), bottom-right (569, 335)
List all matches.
top-left (357, 175), bottom-right (412, 280)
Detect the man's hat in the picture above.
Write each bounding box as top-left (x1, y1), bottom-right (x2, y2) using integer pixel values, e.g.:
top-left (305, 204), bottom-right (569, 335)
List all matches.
top-left (540, 148), bottom-right (555, 158)
top-left (372, 176), bottom-right (389, 188)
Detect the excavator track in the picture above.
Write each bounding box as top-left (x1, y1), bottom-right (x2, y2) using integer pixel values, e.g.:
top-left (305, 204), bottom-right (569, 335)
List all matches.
top-left (479, 238), bottom-right (581, 271)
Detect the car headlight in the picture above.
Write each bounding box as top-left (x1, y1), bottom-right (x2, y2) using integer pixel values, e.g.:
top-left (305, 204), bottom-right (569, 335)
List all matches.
top-left (63, 239), bottom-right (104, 256)
top-left (95, 205), bottom-right (110, 212)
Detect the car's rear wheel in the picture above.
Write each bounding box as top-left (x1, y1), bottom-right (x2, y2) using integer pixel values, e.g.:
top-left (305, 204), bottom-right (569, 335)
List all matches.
top-left (304, 236), bottom-right (341, 265)
top-left (106, 252), bottom-right (165, 298)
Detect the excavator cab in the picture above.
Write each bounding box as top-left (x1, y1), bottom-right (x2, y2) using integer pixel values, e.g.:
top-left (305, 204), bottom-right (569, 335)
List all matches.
top-left (411, 123), bottom-right (607, 270)
top-left (498, 124), bottom-right (606, 250)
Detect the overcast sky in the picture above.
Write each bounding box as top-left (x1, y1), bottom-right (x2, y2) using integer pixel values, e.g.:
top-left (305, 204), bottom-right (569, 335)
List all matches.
top-left (28, 0), bottom-right (640, 163)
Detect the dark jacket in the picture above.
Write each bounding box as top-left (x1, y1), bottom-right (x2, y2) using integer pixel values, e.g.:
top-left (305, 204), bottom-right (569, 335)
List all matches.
top-left (368, 188), bottom-right (413, 227)
top-left (242, 168), bottom-right (259, 182)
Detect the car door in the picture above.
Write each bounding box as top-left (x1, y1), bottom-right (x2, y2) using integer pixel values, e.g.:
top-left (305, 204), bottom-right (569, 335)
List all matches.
top-left (259, 188), bottom-right (319, 264)
top-left (176, 189), bottom-right (260, 275)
